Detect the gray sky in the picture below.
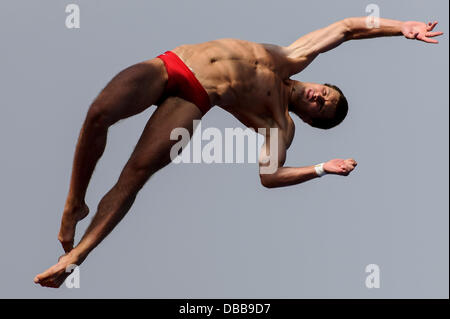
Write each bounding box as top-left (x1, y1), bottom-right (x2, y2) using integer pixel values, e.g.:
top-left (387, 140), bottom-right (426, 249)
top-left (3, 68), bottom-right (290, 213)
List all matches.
top-left (0, 0), bottom-right (448, 298)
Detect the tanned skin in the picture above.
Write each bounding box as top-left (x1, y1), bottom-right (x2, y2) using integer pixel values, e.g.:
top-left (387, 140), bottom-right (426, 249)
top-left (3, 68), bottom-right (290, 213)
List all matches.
top-left (34, 17), bottom-right (443, 287)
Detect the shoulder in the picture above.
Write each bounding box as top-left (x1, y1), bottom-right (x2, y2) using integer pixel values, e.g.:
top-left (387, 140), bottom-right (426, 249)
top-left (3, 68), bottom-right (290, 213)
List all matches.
top-left (258, 43), bottom-right (293, 79)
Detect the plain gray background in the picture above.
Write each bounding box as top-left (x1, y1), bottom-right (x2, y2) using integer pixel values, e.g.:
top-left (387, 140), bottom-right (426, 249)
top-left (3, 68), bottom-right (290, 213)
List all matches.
top-left (0, 0), bottom-right (448, 298)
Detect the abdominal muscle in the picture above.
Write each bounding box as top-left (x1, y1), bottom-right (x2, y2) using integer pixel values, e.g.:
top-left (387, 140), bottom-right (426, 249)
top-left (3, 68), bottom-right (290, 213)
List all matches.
top-left (171, 39), bottom-right (290, 130)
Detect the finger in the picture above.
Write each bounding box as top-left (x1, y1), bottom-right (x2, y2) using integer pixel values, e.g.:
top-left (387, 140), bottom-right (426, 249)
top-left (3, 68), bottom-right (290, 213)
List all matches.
top-left (417, 34), bottom-right (439, 44)
top-left (425, 37), bottom-right (439, 44)
top-left (426, 31), bottom-right (444, 37)
top-left (427, 21), bottom-right (438, 31)
top-left (347, 160), bottom-right (355, 167)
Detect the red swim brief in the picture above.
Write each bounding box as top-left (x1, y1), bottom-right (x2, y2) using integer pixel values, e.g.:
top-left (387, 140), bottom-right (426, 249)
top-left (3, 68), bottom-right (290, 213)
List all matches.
top-left (156, 51), bottom-right (212, 115)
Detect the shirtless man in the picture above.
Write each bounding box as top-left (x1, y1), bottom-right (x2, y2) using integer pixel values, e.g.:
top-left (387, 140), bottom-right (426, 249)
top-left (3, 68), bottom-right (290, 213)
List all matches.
top-left (34, 17), bottom-right (442, 287)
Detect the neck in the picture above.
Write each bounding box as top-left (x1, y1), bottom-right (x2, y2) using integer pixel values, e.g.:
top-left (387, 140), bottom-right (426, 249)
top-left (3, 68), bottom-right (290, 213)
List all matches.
top-left (288, 80), bottom-right (306, 112)
top-left (287, 80), bottom-right (311, 124)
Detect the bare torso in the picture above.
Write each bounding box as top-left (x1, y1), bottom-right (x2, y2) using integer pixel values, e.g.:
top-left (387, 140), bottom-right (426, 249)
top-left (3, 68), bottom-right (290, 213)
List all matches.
top-left (171, 38), bottom-right (295, 143)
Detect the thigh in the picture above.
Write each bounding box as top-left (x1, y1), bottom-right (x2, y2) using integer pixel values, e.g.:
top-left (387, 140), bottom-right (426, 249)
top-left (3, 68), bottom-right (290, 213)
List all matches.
top-left (90, 58), bottom-right (168, 123)
top-left (119, 96), bottom-right (203, 186)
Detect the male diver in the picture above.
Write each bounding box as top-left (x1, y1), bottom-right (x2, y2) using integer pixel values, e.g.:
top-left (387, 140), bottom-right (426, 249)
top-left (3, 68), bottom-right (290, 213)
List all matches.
top-left (34, 17), bottom-right (442, 287)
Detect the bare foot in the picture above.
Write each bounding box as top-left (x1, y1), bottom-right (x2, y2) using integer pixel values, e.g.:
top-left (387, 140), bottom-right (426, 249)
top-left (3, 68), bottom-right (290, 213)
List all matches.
top-left (34, 253), bottom-right (80, 288)
top-left (58, 201), bottom-right (89, 252)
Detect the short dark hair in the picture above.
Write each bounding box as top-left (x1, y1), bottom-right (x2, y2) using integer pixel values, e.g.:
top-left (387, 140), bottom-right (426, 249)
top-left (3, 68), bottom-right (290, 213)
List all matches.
top-left (310, 83), bottom-right (348, 129)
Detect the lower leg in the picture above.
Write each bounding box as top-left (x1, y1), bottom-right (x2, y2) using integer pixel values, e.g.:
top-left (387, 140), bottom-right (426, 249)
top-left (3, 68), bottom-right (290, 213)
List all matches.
top-left (35, 173), bottom-right (143, 288)
top-left (76, 175), bottom-right (143, 260)
top-left (59, 114), bottom-right (110, 252)
top-left (66, 115), bottom-right (109, 206)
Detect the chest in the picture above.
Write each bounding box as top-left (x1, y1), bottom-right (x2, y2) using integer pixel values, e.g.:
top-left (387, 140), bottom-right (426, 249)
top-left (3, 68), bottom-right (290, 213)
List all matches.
top-left (221, 66), bottom-right (285, 107)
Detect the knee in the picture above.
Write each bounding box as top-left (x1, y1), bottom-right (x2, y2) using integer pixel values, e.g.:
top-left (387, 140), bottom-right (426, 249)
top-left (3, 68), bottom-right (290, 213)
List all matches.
top-left (123, 157), bottom-right (168, 187)
top-left (86, 102), bottom-right (114, 129)
top-left (120, 163), bottom-right (156, 191)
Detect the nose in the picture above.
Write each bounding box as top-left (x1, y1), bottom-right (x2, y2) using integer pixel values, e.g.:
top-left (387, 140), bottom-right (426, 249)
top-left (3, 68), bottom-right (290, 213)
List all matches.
top-left (314, 93), bottom-right (324, 103)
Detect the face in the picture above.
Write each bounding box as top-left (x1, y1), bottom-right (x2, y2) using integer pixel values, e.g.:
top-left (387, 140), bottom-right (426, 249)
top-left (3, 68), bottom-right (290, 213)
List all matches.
top-left (291, 82), bottom-right (340, 124)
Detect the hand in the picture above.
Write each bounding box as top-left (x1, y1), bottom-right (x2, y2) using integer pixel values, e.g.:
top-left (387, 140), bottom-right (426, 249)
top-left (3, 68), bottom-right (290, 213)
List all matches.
top-left (323, 158), bottom-right (357, 176)
top-left (401, 20), bottom-right (443, 43)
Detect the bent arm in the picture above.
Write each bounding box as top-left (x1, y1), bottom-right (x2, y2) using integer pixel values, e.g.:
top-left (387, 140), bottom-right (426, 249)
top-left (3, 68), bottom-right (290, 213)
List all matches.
top-left (260, 164), bottom-right (321, 188)
top-left (258, 130), bottom-right (357, 188)
top-left (258, 135), bottom-right (322, 188)
top-left (285, 17), bottom-right (443, 75)
top-left (258, 129), bottom-right (318, 188)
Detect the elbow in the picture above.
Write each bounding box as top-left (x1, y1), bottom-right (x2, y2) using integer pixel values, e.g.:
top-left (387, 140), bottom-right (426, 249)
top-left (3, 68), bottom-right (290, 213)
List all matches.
top-left (259, 174), bottom-right (276, 189)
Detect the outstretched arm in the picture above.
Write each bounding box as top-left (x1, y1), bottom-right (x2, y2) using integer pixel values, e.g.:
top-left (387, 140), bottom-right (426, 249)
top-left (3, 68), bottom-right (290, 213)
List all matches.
top-left (258, 130), bottom-right (357, 188)
top-left (284, 17), bottom-right (443, 75)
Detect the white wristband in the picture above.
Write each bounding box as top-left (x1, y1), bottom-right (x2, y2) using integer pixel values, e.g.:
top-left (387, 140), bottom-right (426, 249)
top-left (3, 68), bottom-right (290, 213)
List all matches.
top-left (314, 163), bottom-right (326, 177)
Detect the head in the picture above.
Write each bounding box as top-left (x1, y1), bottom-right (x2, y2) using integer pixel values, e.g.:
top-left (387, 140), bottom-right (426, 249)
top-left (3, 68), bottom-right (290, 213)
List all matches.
top-left (288, 81), bottom-right (348, 129)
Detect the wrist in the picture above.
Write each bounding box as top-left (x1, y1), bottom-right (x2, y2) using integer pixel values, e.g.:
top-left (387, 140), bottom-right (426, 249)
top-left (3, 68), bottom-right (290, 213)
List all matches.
top-left (385, 19), bottom-right (404, 35)
top-left (314, 163), bottom-right (327, 177)
top-left (398, 21), bottom-right (407, 34)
